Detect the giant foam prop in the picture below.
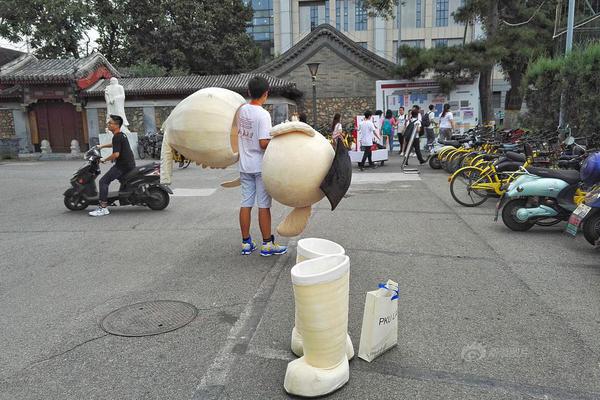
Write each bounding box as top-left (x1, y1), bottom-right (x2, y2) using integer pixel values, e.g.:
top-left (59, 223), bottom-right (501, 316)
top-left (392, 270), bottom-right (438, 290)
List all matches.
top-left (284, 254), bottom-right (351, 397)
top-left (160, 88), bottom-right (245, 184)
top-left (263, 121), bottom-right (352, 237)
top-left (292, 238), bottom-right (354, 360)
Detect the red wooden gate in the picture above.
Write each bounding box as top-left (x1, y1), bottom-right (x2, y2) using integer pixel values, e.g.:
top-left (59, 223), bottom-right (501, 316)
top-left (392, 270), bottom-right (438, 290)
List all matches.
top-left (34, 101), bottom-right (84, 153)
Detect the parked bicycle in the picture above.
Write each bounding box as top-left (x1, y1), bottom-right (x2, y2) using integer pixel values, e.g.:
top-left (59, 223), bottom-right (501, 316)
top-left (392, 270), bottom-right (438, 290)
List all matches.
top-left (138, 131), bottom-right (163, 160)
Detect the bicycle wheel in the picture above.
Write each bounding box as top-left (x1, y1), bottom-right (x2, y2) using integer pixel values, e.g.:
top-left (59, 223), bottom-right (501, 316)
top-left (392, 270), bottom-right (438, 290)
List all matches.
top-left (138, 143), bottom-right (146, 159)
top-left (450, 167), bottom-right (491, 207)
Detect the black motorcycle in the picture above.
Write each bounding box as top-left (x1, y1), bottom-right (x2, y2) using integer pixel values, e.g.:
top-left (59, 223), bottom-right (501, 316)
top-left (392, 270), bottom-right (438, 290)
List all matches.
top-left (63, 147), bottom-right (172, 211)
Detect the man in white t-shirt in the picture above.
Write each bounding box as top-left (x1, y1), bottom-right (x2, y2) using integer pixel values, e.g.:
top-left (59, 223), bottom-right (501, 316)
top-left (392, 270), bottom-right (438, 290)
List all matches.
top-left (237, 76), bottom-right (287, 257)
top-left (358, 110), bottom-right (381, 171)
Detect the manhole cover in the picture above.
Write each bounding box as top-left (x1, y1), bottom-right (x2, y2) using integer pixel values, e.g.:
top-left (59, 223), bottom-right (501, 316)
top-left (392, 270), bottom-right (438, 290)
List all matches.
top-left (101, 300), bottom-right (198, 337)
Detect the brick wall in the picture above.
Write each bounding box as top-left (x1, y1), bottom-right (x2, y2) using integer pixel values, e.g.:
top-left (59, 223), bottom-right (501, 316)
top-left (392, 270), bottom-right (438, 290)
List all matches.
top-left (0, 110), bottom-right (15, 138)
top-left (281, 46), bottom-right (381, 99)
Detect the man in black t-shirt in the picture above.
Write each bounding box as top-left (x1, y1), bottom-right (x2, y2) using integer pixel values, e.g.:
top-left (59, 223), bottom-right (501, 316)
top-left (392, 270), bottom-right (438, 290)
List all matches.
top-left (89, 114), bottom-right (136, 217)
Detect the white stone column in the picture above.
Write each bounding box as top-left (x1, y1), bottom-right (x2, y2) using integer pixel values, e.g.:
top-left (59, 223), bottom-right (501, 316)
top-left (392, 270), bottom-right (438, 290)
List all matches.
top-left (374, 16), bottom-right (386, 58)
top-left (280, 0), bottom-right (293, 52)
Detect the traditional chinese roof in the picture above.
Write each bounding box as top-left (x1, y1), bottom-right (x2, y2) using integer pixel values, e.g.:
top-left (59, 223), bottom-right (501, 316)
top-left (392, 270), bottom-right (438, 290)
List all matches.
top-left (0, 52), bottom-right (120, 84)
top-left (82, 73), bottom-right (302, 99)
top-left (254, 24), bottom-right (395, 79)
top-left (0, 47), bottom-right (26, 67)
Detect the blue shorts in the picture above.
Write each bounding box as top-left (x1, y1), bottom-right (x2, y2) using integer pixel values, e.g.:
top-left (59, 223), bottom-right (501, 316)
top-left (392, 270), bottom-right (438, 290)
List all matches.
top-left (240, 172), bottom-right (272, 208)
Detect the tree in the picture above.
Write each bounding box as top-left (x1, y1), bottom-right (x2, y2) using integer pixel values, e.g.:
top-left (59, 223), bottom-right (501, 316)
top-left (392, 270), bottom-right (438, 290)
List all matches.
top-left (94, 0), bottom-right (261, 75)
top-left (364, 0), bottom-right (556, 124)
top-left (0, 0), bottom-right (94, 58)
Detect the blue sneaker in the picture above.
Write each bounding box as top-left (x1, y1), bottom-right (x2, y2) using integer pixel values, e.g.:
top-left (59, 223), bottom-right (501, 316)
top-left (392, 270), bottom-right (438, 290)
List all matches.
top-left (260, 236), bottom-right (288, 257)
top-left (241, 238), bottom-right (256, 255)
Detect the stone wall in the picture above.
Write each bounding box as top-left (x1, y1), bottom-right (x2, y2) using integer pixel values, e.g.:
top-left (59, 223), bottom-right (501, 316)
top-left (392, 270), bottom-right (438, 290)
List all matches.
top-left (299, 96), bottom-right (376, 132)
top-left (155, 106), bottom-right (175, 130)
top-left (97, 107), bottom-right (144, 135)
top-left (0, 110), bottom-right (15, 138)
top-left (127, 107), bottom-right (144, 134)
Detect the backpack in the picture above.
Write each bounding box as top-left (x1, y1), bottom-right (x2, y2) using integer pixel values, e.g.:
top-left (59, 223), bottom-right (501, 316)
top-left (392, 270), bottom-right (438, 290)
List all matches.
top-left (382, 119), bottom-right (392, 135)
top-left (404, 120), bottom-right (417, 138)
top-left (422, 111), bottom-right (432, 128)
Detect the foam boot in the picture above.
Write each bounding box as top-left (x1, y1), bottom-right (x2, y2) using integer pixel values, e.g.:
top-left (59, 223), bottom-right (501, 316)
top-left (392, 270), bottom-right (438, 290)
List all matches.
top-left (284, 254), bottom-right (350, 397)
top-left (291, 238), bottom-right (354, 360)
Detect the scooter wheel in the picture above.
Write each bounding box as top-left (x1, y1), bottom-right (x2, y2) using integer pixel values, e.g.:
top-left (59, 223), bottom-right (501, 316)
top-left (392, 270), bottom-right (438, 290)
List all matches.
top-left (146, 187), bottom-right (170, 210)
top-left (582, 210), bottom-right (600, 246)
top-left (63, 189), bottom-right (88, 211)
top-left (429, 155), bottom-right (441, 169)
top-left (501, 198), bottom-right (535, 231)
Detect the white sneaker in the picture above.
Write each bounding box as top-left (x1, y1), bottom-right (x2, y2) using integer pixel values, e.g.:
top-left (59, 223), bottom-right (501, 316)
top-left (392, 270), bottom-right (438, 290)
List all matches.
top-left (89, 207), bottom-right (110, 217)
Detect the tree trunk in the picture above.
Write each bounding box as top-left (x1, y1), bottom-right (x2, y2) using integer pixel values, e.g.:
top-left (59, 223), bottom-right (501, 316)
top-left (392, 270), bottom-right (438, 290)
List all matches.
top-left (504, 69), bottom-right (524, 129)
top-left (479, 65), bottom-right (493, 123)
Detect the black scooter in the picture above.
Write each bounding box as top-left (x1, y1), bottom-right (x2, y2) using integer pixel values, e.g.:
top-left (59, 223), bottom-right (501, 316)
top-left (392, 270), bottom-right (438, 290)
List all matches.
top-left (63, 147), bottom-right (172, 211)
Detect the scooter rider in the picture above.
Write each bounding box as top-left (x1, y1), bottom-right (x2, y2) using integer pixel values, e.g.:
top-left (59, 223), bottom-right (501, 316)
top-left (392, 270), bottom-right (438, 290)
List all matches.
top-left (89, 115), bottom-right (136, 216)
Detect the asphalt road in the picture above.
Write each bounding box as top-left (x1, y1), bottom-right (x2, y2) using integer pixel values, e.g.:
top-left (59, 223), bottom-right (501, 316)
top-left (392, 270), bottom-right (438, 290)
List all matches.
top-left (0, 156), bottom-right (599, 400)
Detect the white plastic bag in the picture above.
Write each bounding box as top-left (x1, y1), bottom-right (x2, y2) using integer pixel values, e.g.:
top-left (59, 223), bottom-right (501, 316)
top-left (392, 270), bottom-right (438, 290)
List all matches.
top-left (358, 279), bottom-right (399, 362)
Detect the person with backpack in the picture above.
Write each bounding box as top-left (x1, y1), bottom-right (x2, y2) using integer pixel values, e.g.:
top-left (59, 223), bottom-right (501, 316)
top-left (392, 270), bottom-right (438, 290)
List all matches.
top-left (402, 109), bottom-right (427, 166)
top-left (382, 109), bottom-right (396, 153)
top-left (424, 104), bottom-right (436, 150)
top-left (396, 107), bottom-right (407, 154)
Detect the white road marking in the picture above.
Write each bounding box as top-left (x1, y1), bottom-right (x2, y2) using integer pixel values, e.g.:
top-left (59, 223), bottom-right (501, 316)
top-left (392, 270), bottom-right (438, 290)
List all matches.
top-left (171, 188), bottom-right (216, 197)
top-left (351, 172), bottom-right (422, 184)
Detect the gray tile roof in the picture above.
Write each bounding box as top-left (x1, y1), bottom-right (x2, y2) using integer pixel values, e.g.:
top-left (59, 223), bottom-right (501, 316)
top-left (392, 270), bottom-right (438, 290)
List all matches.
top-left (0, 47), bottom-right (26, 67)
top-left (0, 52), bottom-right (120, 84)
top-left (82, 73), bottom-right (302, 99)
top-left (254, 24), bottom-right (395, 79)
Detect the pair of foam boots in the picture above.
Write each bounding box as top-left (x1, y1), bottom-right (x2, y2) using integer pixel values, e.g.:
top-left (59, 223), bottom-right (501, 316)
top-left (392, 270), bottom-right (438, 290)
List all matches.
top-left (284, 238), bottom-right (353, 397)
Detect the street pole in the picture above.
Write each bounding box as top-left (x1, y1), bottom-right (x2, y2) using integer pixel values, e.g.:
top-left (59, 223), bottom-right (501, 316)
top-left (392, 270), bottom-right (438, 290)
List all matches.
top-left (559, 0), bottom-right (576, 128)
top-left (312, 77), bottom-right (317, 127)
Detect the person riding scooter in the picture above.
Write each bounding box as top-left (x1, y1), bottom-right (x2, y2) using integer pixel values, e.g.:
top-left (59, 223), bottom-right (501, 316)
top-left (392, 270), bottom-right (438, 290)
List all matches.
top-left (89, 115), bottom-right (136, 217)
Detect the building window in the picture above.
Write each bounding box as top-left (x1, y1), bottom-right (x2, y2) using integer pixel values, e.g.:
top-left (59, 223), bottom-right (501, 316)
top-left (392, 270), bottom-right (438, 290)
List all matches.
top-left (435, 0), bottom-right (448, 27)
top-left (245, 0), bottom-right (273, 61)
top-left (344, 0), bottom-right (349, 31)
top-left (357, 41), bottom-right (368, 49)
top-left (310, 5), bottom-right (318, 30)
top-left (416, 0), bottom-right (422, 28)
top-left (355, 0), bottom-right (367, 31)
top-left (401, 39), bottom-right (425, 48)
top-left (336, 0), bottom-right (341, 29)
top-left (432, 38), bottom-right (448, 47)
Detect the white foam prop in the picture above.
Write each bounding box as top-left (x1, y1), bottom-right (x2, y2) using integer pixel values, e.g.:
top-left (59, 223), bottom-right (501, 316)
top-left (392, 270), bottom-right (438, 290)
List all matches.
top-left (284, 254), bottom-right (351, 397)
top-left (262, 121), bottom-right (334, 236)
top-left (291, 239), bottom-right (354, 360)
top-left (160, 88), bottom-right (245, 184)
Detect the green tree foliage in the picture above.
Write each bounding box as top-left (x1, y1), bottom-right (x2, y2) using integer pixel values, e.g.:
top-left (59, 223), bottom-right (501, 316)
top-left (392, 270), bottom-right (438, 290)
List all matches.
top-left (94, 0), bottom-right (261, 75)
top-left (0, 0), bottom-right (94, 58)
top-left (363, 0), bottom-right (556, 122)
top-left (0, 0), bottom-right (260, 75)
top-left (524, 43), bottom-right (600, 138)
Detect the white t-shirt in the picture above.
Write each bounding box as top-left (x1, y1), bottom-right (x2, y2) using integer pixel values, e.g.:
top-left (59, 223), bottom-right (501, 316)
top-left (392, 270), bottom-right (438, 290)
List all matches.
top-left (359, 119), bottom-right (377, 146)
top-left (237, 104), bottom-right (272, 173)
top-left (396, 113), bottom-right (408, 132)
top-left (439, 111), bottom-right (454, 129)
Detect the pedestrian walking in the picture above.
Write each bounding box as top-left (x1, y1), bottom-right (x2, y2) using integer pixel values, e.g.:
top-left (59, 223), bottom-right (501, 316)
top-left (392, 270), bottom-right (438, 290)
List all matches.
top-left (358, 110), bottom-right (381, 171)
top-left (331, 113), bottom-right (343, 146)
top-left (403, 109), bottom-right (427, 166)
top-left (439, 103), bottom-right (455, 141)
top-left (424, 104), bottom-right (436, 150)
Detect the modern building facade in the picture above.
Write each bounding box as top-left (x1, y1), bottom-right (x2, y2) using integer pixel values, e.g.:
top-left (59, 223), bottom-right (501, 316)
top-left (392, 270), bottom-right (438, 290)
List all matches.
top-left (247, 0), bottom-right (476, 62)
